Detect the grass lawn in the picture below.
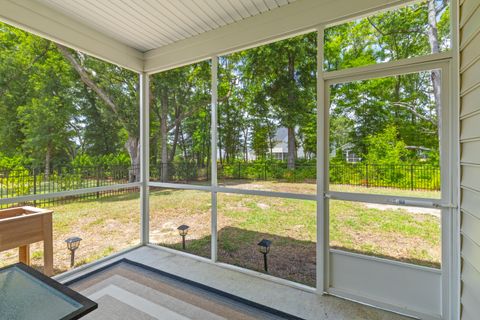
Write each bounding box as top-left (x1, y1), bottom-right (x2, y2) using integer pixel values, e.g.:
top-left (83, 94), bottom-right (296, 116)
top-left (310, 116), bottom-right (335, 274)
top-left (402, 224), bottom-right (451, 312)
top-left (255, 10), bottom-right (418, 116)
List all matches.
top-left (0, 181), bottom-right (440, 287)
top-left (150, 182), bottom-right (440, 287)
top-left (0, 191), bottom-right (141, 274)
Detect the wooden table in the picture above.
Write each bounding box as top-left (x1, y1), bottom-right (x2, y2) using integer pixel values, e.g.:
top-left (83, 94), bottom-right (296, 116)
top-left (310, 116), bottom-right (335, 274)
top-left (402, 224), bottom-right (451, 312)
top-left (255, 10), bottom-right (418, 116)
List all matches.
top-left (0, 206), bottom-right (53, 276)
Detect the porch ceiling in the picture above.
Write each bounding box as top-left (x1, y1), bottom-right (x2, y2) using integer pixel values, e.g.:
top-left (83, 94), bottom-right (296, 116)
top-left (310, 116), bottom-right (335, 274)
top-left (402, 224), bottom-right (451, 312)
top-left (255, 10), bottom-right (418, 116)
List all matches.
top-left (34, 0), bottom-right (296, 52)
top-left (0, 0), bottom-right (408, 72)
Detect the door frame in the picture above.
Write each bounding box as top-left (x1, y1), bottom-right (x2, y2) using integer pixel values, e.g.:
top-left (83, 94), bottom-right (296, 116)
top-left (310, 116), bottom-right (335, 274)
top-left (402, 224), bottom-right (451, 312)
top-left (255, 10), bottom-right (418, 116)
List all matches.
top-left (317, 45), bottom-right (456, 318)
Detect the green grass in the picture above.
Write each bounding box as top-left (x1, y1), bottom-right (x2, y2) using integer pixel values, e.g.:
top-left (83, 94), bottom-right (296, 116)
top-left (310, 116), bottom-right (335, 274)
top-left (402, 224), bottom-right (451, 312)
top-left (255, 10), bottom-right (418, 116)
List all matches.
top-left (329, 199), bottom-right (440, 267)
top-left (150, 185), bottom-right (440, 286)
top-left (0, 191), bottom-right (141, 274)
top-left (0, 182), bottom-right (440, 287)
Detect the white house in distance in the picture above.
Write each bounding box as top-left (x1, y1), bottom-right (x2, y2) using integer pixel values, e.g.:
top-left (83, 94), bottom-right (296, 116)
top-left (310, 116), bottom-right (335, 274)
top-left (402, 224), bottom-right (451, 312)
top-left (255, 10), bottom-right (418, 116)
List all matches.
top-left (246, 127), bottom-right (306, 161)
top-left (270, 127), bottom-right (305, 161)
top-left (330, 142), bottom-right (362, 163)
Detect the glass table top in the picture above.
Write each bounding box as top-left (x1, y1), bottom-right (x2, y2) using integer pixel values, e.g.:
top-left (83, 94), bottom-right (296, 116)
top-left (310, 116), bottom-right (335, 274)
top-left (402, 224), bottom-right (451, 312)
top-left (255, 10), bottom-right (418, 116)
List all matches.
top-left (0, 265), bottom-right (93, 320)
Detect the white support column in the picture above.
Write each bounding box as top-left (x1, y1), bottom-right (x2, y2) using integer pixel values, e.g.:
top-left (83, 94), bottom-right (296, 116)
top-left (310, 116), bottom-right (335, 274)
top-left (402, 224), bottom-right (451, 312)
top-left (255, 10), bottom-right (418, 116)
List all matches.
top-left (450, 1), bottom-right (461, 318)
top-left (316, 26), bottom-right (328, 293)
top-left (140, 72), bottom-right (150, 245)
top-left (211, 56), bottom-right (219, 261)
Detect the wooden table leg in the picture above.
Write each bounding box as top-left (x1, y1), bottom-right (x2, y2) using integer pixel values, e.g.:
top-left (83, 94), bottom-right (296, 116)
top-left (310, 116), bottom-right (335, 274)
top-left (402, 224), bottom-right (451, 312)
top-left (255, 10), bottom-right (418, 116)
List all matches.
top-left (43, 214), bottom-right (54, 276)
top-left (19, 245), bottom-right (30, 265)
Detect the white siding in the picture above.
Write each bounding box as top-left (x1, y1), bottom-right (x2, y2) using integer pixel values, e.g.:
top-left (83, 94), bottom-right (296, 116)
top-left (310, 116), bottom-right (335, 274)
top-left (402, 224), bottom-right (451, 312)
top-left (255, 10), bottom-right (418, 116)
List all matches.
top-left (460, 0), bottom-right (480, 318)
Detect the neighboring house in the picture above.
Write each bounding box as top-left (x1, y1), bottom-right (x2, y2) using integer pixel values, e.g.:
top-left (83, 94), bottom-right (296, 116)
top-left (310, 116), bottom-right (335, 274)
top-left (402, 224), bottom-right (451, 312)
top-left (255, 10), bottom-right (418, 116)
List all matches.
top-left (344, 149), bottom-right (362, 163)
top-left (270, 127), bottom-right (305, 161)
top-left (245, 127), bottom-right (305, 161)
top-left (331, 142), bottom-right (362, 163)
top-left (405, 146), bottom-right (431, 161)
top-left (331, 144), bottom-right (431, 163)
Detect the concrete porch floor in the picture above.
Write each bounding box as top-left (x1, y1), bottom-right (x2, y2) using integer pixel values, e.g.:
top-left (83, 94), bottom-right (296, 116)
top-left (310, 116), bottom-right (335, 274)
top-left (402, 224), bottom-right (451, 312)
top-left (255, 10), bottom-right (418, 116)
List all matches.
top-left (56, 245), bottom-right (412, 320)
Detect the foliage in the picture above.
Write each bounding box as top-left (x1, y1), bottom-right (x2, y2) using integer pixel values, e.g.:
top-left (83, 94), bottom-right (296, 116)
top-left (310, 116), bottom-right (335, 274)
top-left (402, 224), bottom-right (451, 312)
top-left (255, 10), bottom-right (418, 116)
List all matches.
top-left (150, 61), bottom-right (211, 171)
top-left (364, 125), bottom-right (408, 165)
top-left (0, 22), bottom-right (137, 171)
top-left (0, 1), bottom-right (450, 185)
top-left (71, 153), bottom-right (131, 168)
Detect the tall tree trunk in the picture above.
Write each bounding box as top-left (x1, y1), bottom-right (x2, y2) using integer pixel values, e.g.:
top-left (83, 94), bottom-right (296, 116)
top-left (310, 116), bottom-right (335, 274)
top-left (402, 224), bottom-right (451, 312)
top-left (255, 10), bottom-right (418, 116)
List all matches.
top-left (151, 134), bottom-right (158, 166)
top-left (125, 137), bottom-right (140, 182)
top-left (57, 44), bottom-right (141, 180)
top-left (160, 90), bottom-right (169, 182)
top-left (287, 53), bottom-right (296, 170)
top-left (427, 0), bottom-right (442, 134)
top-left (169, 122), bottom-right (180, 162)
top-left (169, 101), bottom-right (181, 162)
top-left (45, 144), bottom-right (52, 179)
top-left (287, 127), bottom-right (296, 169)
top-left (218, 128), bottom-right (223, 164)
top-left (243, 127), bottom-right (249, 162)
top-left (180, 128), bottom-right (188, 159)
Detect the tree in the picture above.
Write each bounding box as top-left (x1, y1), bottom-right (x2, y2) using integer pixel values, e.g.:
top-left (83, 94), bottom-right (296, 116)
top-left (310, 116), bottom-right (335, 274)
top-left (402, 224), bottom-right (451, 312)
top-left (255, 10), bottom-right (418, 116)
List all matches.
top-left (56, 44), bottom-right (140, 181)
top-left (326, 1), bottom-right (449, 162)
top-left (0, 24), bottom-right (79, 173)
top-left (150, 61), bottom-right (211, 181)
top-left (364, 125), bottom-right (408, 165)
top-left (0, 0), bottom-right (451, 179)
top-left (241, 33), bottom-right (317, 169)
top-left (218, 55), bottom-right (246, 164)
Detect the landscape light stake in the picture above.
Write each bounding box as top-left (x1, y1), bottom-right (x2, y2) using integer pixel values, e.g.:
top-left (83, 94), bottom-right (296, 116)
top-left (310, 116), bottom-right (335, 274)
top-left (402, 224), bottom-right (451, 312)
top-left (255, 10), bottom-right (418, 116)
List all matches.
top-left (177, 225), bottom-right (190, 250)
top-left (257, 239), bottom-right (272, 272)
top-left (65, 236), bottom-right (82, 268)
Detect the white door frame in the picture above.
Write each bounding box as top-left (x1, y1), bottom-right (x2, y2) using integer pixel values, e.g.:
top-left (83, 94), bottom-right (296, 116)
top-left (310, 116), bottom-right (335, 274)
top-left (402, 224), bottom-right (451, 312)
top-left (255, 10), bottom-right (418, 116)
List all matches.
top-left (321, 52), bottom-right (456, 319)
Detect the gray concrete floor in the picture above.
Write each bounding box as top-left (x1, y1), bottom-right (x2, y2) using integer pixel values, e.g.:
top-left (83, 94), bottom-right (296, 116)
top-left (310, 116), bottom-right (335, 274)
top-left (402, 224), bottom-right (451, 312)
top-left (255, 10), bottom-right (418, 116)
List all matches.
top-left (58, 245), bottom-right (412, 320)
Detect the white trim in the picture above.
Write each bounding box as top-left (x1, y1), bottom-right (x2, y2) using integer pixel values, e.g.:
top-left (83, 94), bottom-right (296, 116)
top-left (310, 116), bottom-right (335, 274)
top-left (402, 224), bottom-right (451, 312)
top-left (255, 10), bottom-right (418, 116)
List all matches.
top-left (330, 248), bottom-right (442, 274)
top-left (0, 182), bottom-right (140, 205)
top-left (148, 181), bottom-right (318, 201)
top-left (143, 0), bottom-right (411, 74)
top-left (316, 26), bottom-right (328, 293)
top-left (140, 72), bottom-right (150, 245)
top-left (324, 55), bottom-right (455, 319)
top-left (211, 56), bottom-right (218, 262)
top-left (214, 187), bottom-right (317, 200)
top-left (324, 52), bottom-right (452, 84)
top-left (0, 0), bottom-right (144, 72)
top-left (328, 191), bottom-right (453, 208)
top-left (329, 250), bottom-right (442, 319)
top-left (148, 182), bottom-right (211, 191)
top-left (450, 1), bottom-right (461, 317)
top-left (440, 57), bottom-right (453, 320)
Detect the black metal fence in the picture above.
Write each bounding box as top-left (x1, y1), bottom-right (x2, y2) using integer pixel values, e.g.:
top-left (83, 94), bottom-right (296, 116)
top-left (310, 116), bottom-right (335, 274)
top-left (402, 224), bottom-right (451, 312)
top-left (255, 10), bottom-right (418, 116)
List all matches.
top-left (150, 161), bottom-right (440, 191)
top-left (150, 163), bottom-right (210, 183)
top-left (329, 163), bottom-right (440, 191)
top-left (0, 161), bottom-right (440, 208)
top-left (0, 165), bottom-right (139, 208)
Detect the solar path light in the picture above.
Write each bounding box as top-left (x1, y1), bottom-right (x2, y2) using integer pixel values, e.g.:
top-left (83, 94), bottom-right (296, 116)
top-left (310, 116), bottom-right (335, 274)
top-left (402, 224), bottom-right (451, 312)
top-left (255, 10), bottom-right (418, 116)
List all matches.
top-left (65, 236), bottom-right (82, 268)
top-left (177, 225), bottom-right (190, 250)
top-left (257, 239), bottom-right (272, 272)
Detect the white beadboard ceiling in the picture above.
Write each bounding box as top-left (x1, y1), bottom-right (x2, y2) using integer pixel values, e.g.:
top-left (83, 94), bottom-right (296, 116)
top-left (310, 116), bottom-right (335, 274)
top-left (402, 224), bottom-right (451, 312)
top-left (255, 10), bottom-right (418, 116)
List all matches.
top-left (34, 0), bottom-right (296, 52)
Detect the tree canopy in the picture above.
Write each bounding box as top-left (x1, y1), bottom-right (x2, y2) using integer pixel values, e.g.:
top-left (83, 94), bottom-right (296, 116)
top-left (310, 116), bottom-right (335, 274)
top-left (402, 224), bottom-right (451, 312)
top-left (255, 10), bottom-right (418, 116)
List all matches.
top-left (0, 0), bottom-right (450, 180)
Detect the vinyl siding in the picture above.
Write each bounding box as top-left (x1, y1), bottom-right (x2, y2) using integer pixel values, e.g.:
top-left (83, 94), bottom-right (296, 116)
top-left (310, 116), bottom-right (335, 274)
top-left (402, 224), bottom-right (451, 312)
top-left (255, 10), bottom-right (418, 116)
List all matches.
top-left (460, 0), bottom-right (480, 318)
